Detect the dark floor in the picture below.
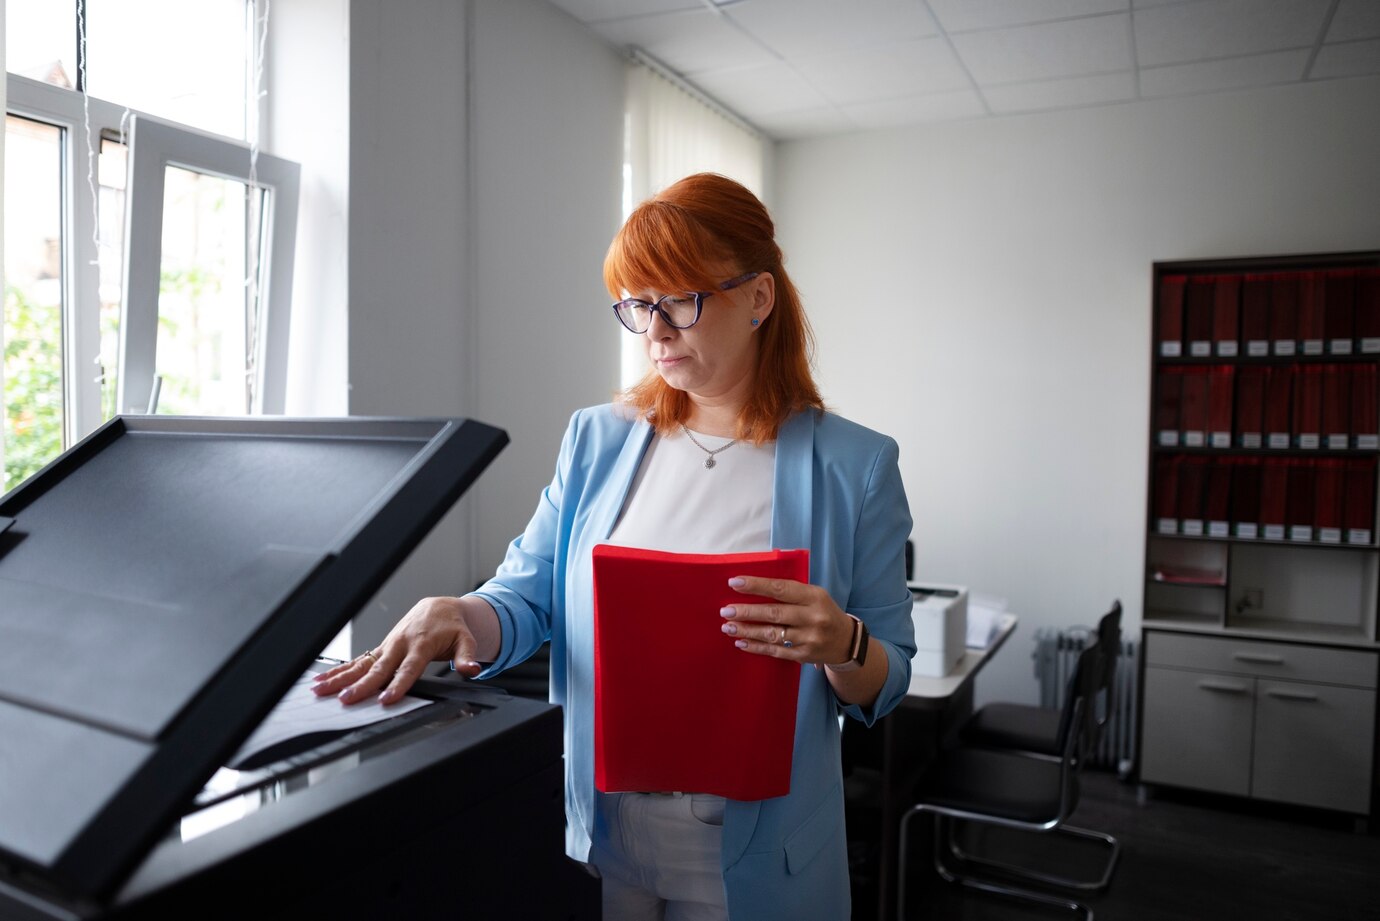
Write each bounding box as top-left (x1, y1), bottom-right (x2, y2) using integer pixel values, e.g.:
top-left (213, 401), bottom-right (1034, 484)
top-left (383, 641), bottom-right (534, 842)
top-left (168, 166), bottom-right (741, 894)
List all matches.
top-left (882, 771), bottom-right (1380, 921)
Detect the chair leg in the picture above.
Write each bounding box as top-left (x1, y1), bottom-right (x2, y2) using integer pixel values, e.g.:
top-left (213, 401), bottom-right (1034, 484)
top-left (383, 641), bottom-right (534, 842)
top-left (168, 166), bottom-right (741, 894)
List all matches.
top-left (946, 819), bottom-right (1120, 891)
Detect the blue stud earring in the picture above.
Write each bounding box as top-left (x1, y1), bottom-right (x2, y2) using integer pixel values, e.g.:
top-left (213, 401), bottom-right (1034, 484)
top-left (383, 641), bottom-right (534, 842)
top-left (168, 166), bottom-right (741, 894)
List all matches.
top-left (751, 318), bottom-right (760, 327)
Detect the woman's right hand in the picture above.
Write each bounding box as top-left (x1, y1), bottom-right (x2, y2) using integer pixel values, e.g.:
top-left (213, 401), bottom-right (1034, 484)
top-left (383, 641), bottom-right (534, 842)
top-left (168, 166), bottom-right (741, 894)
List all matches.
top-left (311, 595), bottom-right (491, 705)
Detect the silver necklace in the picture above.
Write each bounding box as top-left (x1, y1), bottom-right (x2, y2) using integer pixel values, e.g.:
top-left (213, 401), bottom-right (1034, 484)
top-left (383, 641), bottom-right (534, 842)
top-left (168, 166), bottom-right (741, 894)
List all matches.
top-left (680, 424), bottom-right (737, 469)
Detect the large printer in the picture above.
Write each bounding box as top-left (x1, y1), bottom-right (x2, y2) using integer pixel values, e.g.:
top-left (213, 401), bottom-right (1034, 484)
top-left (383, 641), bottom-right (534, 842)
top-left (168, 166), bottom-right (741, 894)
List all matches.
top-left (0, 416), bottom-right (599, 920)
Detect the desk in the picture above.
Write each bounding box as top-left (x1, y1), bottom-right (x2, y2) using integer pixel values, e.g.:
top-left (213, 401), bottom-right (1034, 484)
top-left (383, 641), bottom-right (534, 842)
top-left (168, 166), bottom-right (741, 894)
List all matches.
top-left (845, 613), bottom-right (1018, 921)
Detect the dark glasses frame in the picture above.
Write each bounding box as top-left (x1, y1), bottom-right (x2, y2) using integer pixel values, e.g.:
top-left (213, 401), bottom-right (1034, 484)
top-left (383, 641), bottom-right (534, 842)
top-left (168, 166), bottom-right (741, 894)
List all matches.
top-left (611, 271), bottom-right (761, 333)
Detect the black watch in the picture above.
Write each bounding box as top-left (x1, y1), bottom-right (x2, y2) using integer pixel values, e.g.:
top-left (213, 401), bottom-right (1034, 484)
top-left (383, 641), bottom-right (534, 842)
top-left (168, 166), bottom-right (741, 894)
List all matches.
top-left (826, 615), bottom-right (869, 672)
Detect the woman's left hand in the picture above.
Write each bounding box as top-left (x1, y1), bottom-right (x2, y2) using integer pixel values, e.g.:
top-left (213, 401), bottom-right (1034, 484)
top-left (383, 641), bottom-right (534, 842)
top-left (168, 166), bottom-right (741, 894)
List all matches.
top-left (720, 575), bottom-right (854, 665)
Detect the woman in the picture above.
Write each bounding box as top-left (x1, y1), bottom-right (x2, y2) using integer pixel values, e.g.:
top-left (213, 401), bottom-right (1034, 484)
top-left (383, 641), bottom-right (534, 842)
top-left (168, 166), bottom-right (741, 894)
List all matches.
top-left (314, 172), bottom-right (916, 919)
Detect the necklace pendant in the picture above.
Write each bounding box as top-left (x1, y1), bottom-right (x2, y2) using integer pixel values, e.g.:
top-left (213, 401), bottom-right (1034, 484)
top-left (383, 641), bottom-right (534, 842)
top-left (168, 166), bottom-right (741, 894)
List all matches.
top-left (704, 457), bottom-right (716, 469)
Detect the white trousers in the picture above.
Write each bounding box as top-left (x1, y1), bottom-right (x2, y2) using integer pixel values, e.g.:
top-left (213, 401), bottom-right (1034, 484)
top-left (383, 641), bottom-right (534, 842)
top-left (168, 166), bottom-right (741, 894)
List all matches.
top-left (588, 792), bottom-right (730, 921)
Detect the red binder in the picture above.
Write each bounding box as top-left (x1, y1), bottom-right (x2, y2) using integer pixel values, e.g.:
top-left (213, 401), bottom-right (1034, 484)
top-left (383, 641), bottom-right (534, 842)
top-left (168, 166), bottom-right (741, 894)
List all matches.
top-left (1207, 367), bottom-right (1234, 447)
top-left (1322, 365), bottom-right (1351, 449)
top-left (1241, 273), bottom-right (1271, 356)
top-left (592, 544), bottom-right (808, 800)
top-left (1155, 369), bottom-right (1183, 446)
top-left (1357, 269), bottom-right (1380, 353)
top-left (1323, 269), bottom-right (1356, 355)
top-left (1177, 457), bottom-right (1208, 534)
top-left (1212, 275), bottom-right (1240, 356)
top-left (1269, 273), bottom-right (1299, 355)
top-left (1298, 271), bottom-right (1325, 355)
top-left (1263, 365), bottom-right (1293, 449)
top-left (1286, 462), bottom-right (1316, 541)
top-left (1231, 458), bottom-right (1262, 538)
top-left (1153, 457), bottom-right (1180, 533)
top-left (1353, 364), bottom-right (1378, 450)
top-left (1344, 460), bottom-right (1376, 544)
top-left (1291, 365), bottom-right (1323, 448)
top-left (1315, 460), bottom-right (1344, 543)
top-left (1185, 277), bottom-right (1215, 357)
top-left (1180, 367), bottom-right (1209, 446)
top-left (1204, 461), bottom-right (1233, 536)
top-left (1234, 366), bottom-right (1266, 448)
top-left (1260, 461), bottom-right (1289, 538)
top-left (1157, 274), bottom-right (1187, 357)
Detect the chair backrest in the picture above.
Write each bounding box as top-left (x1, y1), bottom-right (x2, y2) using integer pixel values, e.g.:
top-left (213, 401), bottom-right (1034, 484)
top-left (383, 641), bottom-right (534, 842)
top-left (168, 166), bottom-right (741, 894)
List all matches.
top-left (1091, 600), bottom-right (1123, 733)
top-left (1054, 638), bottom-right (1103, 762)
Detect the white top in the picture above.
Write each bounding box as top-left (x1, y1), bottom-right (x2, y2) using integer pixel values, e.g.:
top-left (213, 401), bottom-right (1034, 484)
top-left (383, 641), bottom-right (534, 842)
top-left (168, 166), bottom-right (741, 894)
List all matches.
top-left (608, 427), bottom-right (775, 554)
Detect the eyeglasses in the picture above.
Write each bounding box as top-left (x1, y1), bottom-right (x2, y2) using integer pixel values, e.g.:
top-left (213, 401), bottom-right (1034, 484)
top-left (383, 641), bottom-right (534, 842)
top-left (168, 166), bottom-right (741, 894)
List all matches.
top-left (611, 271), bottom-right (761, 334)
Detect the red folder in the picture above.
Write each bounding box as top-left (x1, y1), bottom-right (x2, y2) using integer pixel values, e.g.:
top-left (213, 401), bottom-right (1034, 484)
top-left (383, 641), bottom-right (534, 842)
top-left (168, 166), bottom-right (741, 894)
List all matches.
top-left (1241, 274), bottom-right (1271, 356)
top-left (1344, 460), bottom-right (1376, 544)
top-left (1231, 459), bottom-right (1262, 537)
top-left (1269, 273), bottom-right (1299, 355)
top-left (1353, 364), bottom-right (1378, 450)
top-left (1185, 276), bottom-right (1215, 357)
top-left (1286, 462), bottom-right (1316, 540)
top-left (1263, 366), bottom-right (1293, 448)
top-left (1315, 460), bottom-right (1344, 543)
top-left (1234, 366), bottom-right (1266, 447)
top-left (1157, 274), bottom-right (1187, 357)
top-left (1153, 456), bottom-right (1180, 532)
top-left (1324, 269), bottom-right (1356, 355)
top-left (1298, 271), bottom-right (1325, 354)
top-left (592, 544), bottom-right (807, 800)
top-left (1155, 369), bottom-right (1183, 446)
top-left (1207, 367), bottom-right (1234, 447)
top-left (1204, 461), bottom-right (1232, 535)
top-left (1357, 269), bottom-right (1380, 353)
top-left (1180, 367), bottom-right (1209, 446)
top-left (1212, 275), bottom-right (1240, 356)
top-left (1260, 461), bottom-right (1289, 537)
top-left (1177, 457), bottom-right (1209, 534)
top-left (1322, 365), bottom-right (1351, 448)
top-left (1291, 365), bottom-right (1323, 448)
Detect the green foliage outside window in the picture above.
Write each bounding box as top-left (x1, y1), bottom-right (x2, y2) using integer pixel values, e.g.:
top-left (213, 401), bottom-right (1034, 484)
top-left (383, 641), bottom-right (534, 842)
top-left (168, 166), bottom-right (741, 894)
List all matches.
top-left (3, 283), bottom-right (64, 492)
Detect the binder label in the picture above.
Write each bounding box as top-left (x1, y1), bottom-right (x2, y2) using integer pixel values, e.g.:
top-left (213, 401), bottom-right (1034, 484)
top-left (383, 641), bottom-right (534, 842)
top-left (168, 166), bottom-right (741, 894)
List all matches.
top-left (1182, 519), bottom-right (1204, 536)
top-left (1358, 435), bottom-right (1380, 450)
top-left (1208, 521), bottom-right (1230, 537)
top-left (1158, 430), bottom-right (1180, 447)
top-left (1210, 432), bottom-right (1231, 448)
top-left (1216, 341), bottom-right (1238, 357)
top-left (1348, 529), bottom-right (1372, 545)
top-left (1263, 524), bottom-right (1286, 540)
top-left (1362, 337), bottom-right (1380, 353)
top-left (1189, 341), bottom-right (1212, 357)
top-left (1160, 341), bottom-right (1182, 357)
top-left (1326, 434), bottom-right (1349, 450)
top-left (1330, 339), bottom-right (1353, 355)
top-left (1184, 431), bottom-right (1206, 447)
top-left (1289, 525), bottom-right (1313, 542)
top-left (1268, 433), bottom-right (1290, 449)
top-left (1274, 340), bottom-right (1296, 356)
top-left (1319, 527), bottom-right (1342, 544)
top-left (1297, 434), bottom-right (1320, 449)
top-left (1240, 433), bottom-right (1262, 449)
top-left (1236, 523), bottom-right (1259, 539)
top-left (1157, 518), bottom-right (1178, 534)
top-left (1246, 341), bottom-right (1269, 357)
top-left (1302, 340), bottom-right (1324, 355)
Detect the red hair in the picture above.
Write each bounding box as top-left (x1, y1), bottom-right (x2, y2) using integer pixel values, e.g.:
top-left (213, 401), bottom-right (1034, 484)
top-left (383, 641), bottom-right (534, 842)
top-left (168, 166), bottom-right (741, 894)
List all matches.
top-left (604, 173), bottom-right (823, 443)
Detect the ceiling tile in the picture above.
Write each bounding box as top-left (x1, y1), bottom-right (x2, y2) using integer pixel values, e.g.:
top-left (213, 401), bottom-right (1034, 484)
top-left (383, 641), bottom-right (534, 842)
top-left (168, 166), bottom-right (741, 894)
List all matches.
top-left (1327, 0), bottom-right (1380, 42)
top-left (808, 37), bottom-right (972, 105)
top-left (546, 0), bottom-right (700, 24)
top-left (1310, 39), bottom-right (1380, 79)
top-left (929, 0), bottom-right (1128, 34)
top-left (1140, 48), bottom-right (1309, 96)
top-left (723, 0), bottom-right (937, 59)
top-left (690, 62), bottom-right (829, 117)
top-left (984, 70), bottom-right (1136, 113)
top-left (1133, 0), bottom-right (1330, 67)
top-left (842, 89), bottom-right (988, 129)
top-left (751, 106), bottom-right (858, 140)
top-left (591, 9), bottom-right (778, 75)
top-left (951, 14), bottom-right (1132, 84)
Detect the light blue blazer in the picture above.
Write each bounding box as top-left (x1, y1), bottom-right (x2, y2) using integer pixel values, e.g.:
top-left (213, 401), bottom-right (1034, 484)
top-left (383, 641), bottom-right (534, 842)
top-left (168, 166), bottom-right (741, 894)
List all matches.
top-left (471, 403), bottom-right (915, 919)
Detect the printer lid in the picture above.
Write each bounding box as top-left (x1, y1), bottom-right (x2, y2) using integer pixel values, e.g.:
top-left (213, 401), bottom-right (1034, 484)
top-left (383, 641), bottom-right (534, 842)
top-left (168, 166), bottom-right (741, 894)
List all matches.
top-left (0, 415), bottom-right (506, 900)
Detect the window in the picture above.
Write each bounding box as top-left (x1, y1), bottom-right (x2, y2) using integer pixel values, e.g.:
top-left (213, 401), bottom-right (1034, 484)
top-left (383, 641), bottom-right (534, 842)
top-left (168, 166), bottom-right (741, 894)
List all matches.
top-left (3, 1), bottom-right (297, 493)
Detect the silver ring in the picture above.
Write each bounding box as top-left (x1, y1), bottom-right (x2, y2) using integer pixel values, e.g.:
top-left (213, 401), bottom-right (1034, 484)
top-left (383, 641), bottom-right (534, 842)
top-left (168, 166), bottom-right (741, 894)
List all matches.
top-left (782, 627), bottom-right (793, 648)
top-left (363, 649), bottom-right (379, 664)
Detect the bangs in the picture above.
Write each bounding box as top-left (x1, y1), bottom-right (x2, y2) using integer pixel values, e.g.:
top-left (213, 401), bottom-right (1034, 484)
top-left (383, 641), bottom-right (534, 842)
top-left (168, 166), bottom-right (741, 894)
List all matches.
top-left (604, 200), bottom-right (734, 298)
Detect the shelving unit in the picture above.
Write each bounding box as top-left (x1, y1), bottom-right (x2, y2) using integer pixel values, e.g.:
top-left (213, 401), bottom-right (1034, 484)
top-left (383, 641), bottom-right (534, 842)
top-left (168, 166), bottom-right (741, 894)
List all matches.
top-left (1138, 252), bottom-right (1380, 819)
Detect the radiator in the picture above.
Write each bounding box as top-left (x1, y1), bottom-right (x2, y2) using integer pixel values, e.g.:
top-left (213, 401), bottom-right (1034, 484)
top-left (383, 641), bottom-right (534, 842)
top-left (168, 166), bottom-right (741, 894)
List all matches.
top-left (1033, 626), bottom-right (1139, 775)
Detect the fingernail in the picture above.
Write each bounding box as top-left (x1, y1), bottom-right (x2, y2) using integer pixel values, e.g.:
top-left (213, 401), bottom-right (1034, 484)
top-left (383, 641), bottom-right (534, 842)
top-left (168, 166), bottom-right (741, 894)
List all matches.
top-left (722, 623), bottom-right (738, 635)
top-left (338, 689), bottom-right (352, 703)
top-left (312, 672), bottom-right (327, 681)
top-left (728, 577), bottom-right (747, 588)
top-left (720, 606), bottom-right (736, 618)
top-left (735, 639), bottom-right (749, 649)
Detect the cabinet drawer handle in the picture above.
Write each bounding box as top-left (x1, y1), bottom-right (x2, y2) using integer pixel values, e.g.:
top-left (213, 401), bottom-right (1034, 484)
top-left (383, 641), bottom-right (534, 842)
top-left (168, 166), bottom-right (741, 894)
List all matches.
top-left (1265, 689), bottom-right (1320, 702)
top-left (1198, 680), bottom-right (1249, 694)
top-left (1232, 653), bottom-right (1285, 665)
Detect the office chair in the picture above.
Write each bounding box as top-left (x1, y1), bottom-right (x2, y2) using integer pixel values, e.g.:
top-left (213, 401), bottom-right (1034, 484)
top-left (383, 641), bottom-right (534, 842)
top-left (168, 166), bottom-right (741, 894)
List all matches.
top-left (897, 640), bottom-right (1116, 921)
top-left (960, 601), bottom-right (1123, 760)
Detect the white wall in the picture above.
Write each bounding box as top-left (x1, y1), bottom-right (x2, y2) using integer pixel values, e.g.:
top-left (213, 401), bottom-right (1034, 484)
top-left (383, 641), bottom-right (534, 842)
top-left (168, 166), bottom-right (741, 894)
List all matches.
top-left (774, 76), bottom-right (1380, 707)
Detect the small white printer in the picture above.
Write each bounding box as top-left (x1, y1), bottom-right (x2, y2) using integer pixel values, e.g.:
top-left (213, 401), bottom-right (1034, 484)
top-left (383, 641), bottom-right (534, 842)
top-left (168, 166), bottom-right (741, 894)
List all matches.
top-left (908, 582), bottom-right (968, 677)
